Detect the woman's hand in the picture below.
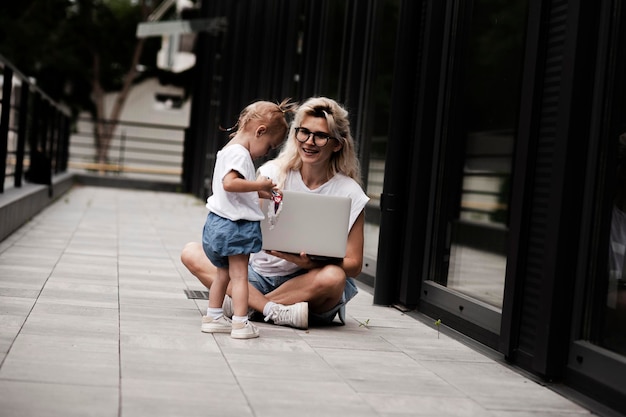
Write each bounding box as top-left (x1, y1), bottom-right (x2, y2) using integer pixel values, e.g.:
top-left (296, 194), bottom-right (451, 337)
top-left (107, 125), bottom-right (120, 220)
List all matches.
top-left (265, 250), bottom-right (319, 270)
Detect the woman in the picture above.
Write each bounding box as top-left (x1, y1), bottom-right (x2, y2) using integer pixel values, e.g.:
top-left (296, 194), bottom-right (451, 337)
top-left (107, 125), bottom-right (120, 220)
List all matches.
top-left (181, 97), bottom-right (370, 329)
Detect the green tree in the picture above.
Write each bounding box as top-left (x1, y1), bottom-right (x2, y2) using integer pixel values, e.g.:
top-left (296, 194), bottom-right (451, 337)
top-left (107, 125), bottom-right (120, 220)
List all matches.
top-left (0, 0), bottom-right (158, 165)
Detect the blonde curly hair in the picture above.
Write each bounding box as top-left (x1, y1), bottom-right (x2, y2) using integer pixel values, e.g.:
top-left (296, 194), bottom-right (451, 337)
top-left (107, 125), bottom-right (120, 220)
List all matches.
top-left (222, 98), bottom-right (296, 138)
top-left (269, 97), bottom-right (362, 188)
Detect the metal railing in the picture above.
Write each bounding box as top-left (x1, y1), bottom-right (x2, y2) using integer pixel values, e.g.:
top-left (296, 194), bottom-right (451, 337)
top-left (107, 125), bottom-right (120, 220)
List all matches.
top-left (68, 117), bottom-right (185, 184)
top-left (0, 55), bottom-right (71, 193)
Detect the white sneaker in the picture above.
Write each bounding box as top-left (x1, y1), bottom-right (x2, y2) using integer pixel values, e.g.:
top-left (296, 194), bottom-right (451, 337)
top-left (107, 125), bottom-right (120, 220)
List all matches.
top-left (231, 321), bottom-right (260, 339)
top-left (222, 295), bottom-right (234, 318)
top-left (265, 302), bottom-right (308, 329)
top-left (201, 315), bottom-right (232, 333)
top-left (222, 295), bottom-right (255, 319)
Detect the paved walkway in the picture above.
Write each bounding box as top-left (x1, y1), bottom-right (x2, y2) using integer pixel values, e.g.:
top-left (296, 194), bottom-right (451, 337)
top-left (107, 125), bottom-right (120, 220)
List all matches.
top-left (0, 185), bottom-right (596, 417)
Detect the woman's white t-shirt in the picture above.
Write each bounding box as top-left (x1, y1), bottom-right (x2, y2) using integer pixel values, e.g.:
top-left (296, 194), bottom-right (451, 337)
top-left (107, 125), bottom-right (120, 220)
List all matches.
top-left (205, 144), bottom-right (265, 221)
top-left (251, 162), bottom-right (370, 276)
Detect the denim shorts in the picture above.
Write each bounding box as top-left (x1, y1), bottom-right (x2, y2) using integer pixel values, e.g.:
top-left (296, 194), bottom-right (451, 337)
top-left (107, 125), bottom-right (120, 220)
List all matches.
top-left (202, 212), bottom-right (262, 268)
top-left (247, 266), bottom-right (359, 325)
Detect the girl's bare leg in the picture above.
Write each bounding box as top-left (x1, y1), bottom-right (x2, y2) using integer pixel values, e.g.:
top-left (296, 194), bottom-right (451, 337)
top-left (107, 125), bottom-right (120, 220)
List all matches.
top-left (228, 254), bottom-right (250, 317)
top-left (208, 266), bottom-right (229, 309)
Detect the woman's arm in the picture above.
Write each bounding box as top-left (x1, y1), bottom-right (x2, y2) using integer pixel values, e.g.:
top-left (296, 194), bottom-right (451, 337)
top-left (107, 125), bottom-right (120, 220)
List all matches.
top-left (338, 210), bottom-right (365, 277)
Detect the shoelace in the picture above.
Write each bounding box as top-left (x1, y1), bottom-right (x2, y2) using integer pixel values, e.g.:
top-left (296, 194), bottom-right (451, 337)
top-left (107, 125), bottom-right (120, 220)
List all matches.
top-left (264, 305), bottom-right (288, 323)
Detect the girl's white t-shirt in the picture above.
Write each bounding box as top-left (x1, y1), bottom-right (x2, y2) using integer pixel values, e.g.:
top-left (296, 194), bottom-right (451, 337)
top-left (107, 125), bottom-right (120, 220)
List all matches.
top-left (205, 144), bottom-right (265, 221)
top-left (251, 162), bottom-right (370, 276)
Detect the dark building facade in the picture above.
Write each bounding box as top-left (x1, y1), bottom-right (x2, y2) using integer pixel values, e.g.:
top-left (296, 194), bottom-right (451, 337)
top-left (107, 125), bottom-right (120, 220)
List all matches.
top-left (182, 0), bottom-right (626, 414)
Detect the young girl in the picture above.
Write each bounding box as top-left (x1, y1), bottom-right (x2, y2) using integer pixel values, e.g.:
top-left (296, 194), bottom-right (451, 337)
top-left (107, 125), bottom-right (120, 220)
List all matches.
top-left (201, 98), bottom-right (293, 339)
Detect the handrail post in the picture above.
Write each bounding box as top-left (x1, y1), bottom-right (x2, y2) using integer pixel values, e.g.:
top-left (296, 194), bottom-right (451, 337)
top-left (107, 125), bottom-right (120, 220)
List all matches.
top-left (0, 67), bottom-right (13, 193)
top-left (14, 82), bottom-right (30, 187)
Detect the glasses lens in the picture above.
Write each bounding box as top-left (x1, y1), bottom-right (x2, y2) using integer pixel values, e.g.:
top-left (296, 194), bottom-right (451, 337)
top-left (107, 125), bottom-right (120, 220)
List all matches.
top-left (295, 127), bottom-right (309, 143)
top-left (295, 127), bottom-right (331, 147)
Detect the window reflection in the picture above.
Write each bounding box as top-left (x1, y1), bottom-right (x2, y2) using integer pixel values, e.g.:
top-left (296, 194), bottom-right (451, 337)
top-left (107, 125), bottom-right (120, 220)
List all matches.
top-left (604, 132), bottom-right (626, 355)
top-left (444, 0), bottom-right (527, 309)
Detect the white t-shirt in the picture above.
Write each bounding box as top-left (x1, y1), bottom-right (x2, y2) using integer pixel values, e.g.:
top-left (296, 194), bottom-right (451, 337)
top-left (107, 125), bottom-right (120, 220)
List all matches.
top-left (205, 144), bottom-right (265, 221)
top-left (250, 162), bottom-right (370, 276)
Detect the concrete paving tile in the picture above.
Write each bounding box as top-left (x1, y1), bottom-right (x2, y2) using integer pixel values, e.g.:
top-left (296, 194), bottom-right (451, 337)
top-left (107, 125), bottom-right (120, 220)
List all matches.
top-left (121, 378), bottom-right (253, 417)
top-left (0, 264), bottom-right (52, 280)
top-left (30, 301), bottom-right (118, 319)
top-left (494, 411), bottom-right (592, 416)
top-left (0, 297), bottom-right (33, 357)
top-left (362, 393), bottom-right (493, 416)
top-left (379, 331), bottom-right (494, 362)
top-left (64, 242), bottom-right (118, 257)
top-left (37, 285), bottom-right (119, 308)
top-left (120, 309), bottom-right (219, 350)
top-left (118, 278), bottom-right (186, 292)
top-left (0, 335), bottom-right (16, 357)
top-left (120, 303), bottom-right (200, 320)
top-left (299, 325), bottom-right (401, 351)
top-left (117, 246), bottom-right (169, 258)
top-left (118, 259), bottom-right (181, 279)
top-left (474, 389), bottom-right (593, 414)
top-left (120, 309), bottom-right (200, 333)
top-left (51, 255), bottom-right (119, 280)
top-left (0, 295), bottom-right (37, 313)
top-left (223, 349), bottom-right (342, 382)
top-left (238, 377), bottom-right (376, 417)
top-left (0, 288), bottom-right (41, 298)
top-left (0, 380), bottom-right (119, 417)
top-left (315, 347), bottom-right (462, 396)
top-left (119, 291), bottom-right (194, 309)
top-left (120, 347), bottom-right (232, 381)
top-left (420, 360), bottom-right (538, 392)
top-left (0, 337), bottom-right (119, 387)
top-left (0, 244), bottom-right (65, 259)
top-left (418, 361), bottom-right (591, 413)
top-left (215, 325), bottom-right (315, 352)
top-left (20, 308), bottom-right (119, 339)
top-left (0, 275), bottom-right (50, 291)
top-left (121, 331), bottom-right (222, 351)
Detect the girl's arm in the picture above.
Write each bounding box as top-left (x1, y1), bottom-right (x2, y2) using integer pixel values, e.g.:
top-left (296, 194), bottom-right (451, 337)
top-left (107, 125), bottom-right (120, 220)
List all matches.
top-left (222, 170), bottom-right (275, 193)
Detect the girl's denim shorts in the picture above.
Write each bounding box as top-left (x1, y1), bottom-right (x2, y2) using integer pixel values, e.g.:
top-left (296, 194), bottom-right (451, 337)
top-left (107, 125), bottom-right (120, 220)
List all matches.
top-left (202, 212), bottom-right (262, 268)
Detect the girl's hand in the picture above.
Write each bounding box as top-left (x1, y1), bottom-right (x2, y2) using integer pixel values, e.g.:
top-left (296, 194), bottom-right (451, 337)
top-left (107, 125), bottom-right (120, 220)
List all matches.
top-left (256, 175), bottom-right (275, 192)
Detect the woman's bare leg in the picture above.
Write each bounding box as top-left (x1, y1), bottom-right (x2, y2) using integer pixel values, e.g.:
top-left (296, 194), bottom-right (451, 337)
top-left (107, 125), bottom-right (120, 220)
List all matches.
top-left (208, 266), bottom-right (229, 308)
top-left (181, 242), bottom-right (344, 315)
top-left (181, 242), bottom-right (218, 289)
top-left (264, 265), bottom-right (346, 313)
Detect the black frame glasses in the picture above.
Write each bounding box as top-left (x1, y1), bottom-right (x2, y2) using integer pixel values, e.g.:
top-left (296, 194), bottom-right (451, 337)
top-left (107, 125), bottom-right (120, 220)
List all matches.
top-left (294, 127), bottom-right (335, 147)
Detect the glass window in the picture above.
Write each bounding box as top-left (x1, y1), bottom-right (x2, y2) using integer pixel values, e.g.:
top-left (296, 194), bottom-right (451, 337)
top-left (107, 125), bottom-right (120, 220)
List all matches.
top-left (598, 42), bottom-right (626, 355)
top-left (442, 0), bottom-right (528, 309)
top-left (604, 131), bottom-right (626, 355)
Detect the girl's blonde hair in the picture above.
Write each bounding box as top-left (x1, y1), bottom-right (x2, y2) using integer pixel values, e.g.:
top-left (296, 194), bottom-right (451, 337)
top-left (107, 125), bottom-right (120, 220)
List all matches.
top-left (222, 98), bottom-right (296, 138)
top-left (270, 97), bottom-right (362, 187)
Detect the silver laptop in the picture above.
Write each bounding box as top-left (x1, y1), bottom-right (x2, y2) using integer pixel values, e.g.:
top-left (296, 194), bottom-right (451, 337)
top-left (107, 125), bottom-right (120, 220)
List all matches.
top-left (260, 190), bottom-right (351, 260)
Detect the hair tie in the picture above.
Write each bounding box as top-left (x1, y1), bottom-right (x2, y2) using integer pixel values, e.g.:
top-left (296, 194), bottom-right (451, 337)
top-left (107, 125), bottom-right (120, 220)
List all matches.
top-left (219, 122), bottom-right (238, 132)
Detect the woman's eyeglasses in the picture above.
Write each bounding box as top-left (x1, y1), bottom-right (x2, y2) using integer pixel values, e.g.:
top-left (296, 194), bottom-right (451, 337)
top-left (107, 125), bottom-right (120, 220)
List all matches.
top-left (295, 127), bottom-right (335, 147)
